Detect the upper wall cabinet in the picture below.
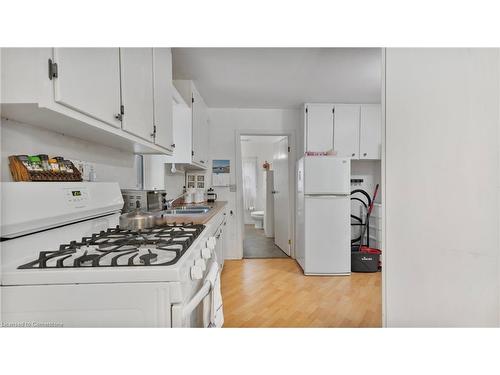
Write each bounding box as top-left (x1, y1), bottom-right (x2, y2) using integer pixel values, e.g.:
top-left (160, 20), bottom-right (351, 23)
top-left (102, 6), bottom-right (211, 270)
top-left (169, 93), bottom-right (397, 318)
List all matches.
top-left (304, 103), bottom-right (381, 160)
top-left (359, 104), bottom-right (382, 160)
top-left (173, 80), bottom-right (209, 169)
top-left (191, 85), bottom-right (209, 167)
top-left (53, 48), bottom-right (122, 128)
top-left (333, 104), bottom-right (360, 158)
top-left (0, 48), bottom-right (173, 155)
top-left (305, 104), bottom-right (334, 152)
top-left (120, 48), bottom-right (155, 142)
top-left (153, 48), bottom-right (174, 152)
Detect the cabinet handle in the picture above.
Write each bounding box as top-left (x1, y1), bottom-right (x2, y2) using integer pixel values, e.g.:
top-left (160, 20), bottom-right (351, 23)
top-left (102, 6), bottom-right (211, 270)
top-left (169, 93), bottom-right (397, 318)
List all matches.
top-left (171, 144), bottom-right (176, 148)
top-left (332, 107), bottom-right (335, 150)
top-left (200, 160), bottom-right (205, 164)
top-left (114, 113), bottom-right (122, 121)
top-left (363, 153), bottom-right (367, 157)
top-left (351, 153), bottom-right (355, 157)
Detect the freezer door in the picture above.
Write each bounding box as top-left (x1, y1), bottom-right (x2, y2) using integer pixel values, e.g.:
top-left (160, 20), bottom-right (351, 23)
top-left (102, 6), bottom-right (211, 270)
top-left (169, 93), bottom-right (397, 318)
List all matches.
top-left (304, 156), bottom-right (350, 195)
top-left (304, 196), bottom-right (350, 275)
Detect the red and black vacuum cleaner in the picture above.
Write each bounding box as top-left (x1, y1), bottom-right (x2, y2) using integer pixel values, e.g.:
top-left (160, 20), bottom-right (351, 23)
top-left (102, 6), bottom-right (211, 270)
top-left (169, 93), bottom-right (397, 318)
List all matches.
top-left (351, 184), bottom-right (381, 273)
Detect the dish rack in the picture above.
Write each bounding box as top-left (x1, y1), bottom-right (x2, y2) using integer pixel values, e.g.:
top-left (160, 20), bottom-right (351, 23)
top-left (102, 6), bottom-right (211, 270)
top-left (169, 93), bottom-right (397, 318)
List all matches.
top-left (8, 155), bottom-right (83, 182)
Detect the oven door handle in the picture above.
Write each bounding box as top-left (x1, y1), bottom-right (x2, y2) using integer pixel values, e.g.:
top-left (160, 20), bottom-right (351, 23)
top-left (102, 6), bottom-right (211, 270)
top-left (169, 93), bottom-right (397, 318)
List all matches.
top-left (181, 262), bottom-right (219, 320)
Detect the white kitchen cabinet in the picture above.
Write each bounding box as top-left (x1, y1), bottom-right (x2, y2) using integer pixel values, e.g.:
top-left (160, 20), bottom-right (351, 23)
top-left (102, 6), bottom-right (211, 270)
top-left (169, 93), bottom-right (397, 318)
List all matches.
top-left (359, 104), bottom-right (381, 159)
top-left (1, 48), bottom-right (171, 154)
top-left (304, 102), bottom-right (381, 160)
top-left (192, 85), bottom-right (209, 167)
top-left (172, 80), bottom-right (209, 169)
top-left (334, 104), bottom-right (360, 159)
top-left (53, 48), bottom-right (122, 128)
top-left (120, 48), bottom-right (155, 142)
top-left (305, 104), bottom-right (334, 152)
top-left (153, 48), bottom-right (174, 152)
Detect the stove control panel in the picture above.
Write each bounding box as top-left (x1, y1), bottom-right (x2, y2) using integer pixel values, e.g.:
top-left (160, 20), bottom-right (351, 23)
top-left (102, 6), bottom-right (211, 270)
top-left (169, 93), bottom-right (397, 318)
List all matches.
top-left (64, 187), bottom-right (90, 208)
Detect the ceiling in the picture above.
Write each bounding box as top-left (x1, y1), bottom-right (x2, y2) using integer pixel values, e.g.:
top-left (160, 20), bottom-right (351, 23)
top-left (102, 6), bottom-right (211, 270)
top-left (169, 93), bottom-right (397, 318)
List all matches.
top-left (172, 48), bottom-right (382, 109)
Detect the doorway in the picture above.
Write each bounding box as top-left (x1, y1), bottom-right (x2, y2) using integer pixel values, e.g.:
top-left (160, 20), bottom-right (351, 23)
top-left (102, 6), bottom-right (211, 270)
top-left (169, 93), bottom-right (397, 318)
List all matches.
top-left (239, 135), bottom-right (291, 258)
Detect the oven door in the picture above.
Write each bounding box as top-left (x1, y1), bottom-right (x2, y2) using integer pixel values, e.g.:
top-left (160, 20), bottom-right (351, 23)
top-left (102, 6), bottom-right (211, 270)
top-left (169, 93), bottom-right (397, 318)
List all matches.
top-left (171, 260), bottom-right (220, 328)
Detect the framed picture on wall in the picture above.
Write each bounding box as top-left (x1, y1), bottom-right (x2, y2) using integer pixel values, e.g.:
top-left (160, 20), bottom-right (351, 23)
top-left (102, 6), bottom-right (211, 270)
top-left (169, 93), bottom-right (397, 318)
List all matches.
top-left (212, 159), bottom-right (230, 187)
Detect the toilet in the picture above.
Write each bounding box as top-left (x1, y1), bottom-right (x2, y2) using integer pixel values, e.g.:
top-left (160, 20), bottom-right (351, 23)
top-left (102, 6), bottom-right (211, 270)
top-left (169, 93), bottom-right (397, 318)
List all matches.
top-left (250, 211), bottom-right (265, 229)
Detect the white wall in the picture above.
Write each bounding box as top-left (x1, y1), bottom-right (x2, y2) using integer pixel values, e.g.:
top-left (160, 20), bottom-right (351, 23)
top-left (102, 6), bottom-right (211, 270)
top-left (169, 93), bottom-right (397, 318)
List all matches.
top-left (208, 108), bottom-right (301, 259)
top-left (351, 160), bottom-right (381, 203)
top-left (240, 139), bottom-right (276, 224)
top-left (0, 118), bottom-right (141, 188)
top-left (384, 48), bottom-right (500, 327)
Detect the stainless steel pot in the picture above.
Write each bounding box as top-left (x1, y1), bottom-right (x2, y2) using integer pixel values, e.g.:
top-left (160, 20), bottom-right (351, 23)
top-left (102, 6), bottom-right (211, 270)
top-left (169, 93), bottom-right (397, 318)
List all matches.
top-left (119, 209), bottom-right (156, 231)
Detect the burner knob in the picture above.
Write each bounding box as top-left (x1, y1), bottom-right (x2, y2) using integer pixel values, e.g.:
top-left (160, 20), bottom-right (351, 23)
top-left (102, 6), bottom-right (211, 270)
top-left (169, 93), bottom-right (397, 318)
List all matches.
top-left (207, 236), bottom-right (216, 250)
top-left (190, 265), bottom-right (203, 280)
top-left (195, 258), bottom-right (206, 271)
top-left (201, 247), bottom-right (212, 259)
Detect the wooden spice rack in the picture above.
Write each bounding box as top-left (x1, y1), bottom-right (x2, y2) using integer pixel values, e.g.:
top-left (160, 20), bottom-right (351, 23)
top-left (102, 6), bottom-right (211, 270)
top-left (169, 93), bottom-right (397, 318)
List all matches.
top-left (8, 155), bottom-right (83, 182)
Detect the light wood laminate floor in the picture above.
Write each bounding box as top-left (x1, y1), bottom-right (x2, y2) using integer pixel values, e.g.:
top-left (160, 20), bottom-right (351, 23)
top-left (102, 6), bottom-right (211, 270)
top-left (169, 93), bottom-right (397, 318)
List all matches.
top-left (221, 258), bottom-right (381, 327)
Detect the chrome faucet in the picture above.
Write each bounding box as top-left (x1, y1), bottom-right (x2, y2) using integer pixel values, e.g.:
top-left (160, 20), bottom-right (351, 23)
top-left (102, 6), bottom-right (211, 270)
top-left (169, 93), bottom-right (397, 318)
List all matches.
top-left (164, 192), bottom-right (186, 209)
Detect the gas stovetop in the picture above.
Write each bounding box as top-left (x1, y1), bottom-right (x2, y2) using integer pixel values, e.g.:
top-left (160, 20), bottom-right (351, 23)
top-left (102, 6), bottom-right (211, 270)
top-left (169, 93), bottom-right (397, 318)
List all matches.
top-left (18, 223), bottom-right (205, 269)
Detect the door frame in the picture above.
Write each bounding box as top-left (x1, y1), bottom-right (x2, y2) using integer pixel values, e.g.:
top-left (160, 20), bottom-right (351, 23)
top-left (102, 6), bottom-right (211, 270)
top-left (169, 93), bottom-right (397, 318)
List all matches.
top-left (235, 129), bottom-right (297, 259)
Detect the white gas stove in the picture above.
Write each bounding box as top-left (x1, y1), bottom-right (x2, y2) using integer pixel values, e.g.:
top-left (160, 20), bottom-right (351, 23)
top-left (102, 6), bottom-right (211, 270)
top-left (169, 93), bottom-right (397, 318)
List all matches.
top-left (0, 182), bottom-right (222, 327)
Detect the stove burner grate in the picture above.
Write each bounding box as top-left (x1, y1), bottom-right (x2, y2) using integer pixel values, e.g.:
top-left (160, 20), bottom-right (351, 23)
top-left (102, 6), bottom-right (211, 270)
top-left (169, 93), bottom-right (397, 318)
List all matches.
top-left (18, 223), bottom-right (205, 269)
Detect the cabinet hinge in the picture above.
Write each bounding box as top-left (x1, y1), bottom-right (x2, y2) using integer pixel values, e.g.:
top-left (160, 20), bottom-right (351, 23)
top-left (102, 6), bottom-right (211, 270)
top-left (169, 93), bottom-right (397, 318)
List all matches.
top-left (192, 96), bottom-right (194, 103)
top-left (287, 146), bottom-right (291, 153)
top-left (332, 107), bottom-right (335, 113)
top-left (305, 107), bottom-right (308, 114)
top-left (48, 59), bottom-right (58, 80)
top-left (191, 150), bottom-right (194, 156)
top-left (288, 239), bottom-right (292, 245)
top-left (120, 105), bottom-right (125, 115)
top-left (151, 125), bottom-right (157, 139)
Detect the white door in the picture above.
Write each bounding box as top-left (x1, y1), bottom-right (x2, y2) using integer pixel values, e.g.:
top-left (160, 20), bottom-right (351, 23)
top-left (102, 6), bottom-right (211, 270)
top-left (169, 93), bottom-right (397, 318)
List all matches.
top-left (304, 196), bottom-right (350, 274)
top-left (152, 48), bottom-right (174, 151)
top-left (334, 104), bottom-right (360, 158)
top-left (306, 104), bottom-right (334, 152)
top-left (359, 104), bottom-right (382, 160)
top-left (53, 48), bottom-right (122, 128)
top-left (273, 137), bottom-right (290, 255)
top-left (120, 48), bottom-right (155, 141)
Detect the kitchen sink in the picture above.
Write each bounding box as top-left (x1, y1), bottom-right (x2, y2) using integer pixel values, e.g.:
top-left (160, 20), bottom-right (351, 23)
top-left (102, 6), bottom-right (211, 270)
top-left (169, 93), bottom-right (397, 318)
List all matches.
top-left (160, 207), bottom-right (211, 215)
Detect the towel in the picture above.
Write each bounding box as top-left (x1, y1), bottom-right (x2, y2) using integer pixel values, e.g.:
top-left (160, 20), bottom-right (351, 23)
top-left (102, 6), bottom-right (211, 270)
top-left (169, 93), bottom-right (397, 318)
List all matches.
top-left (201, 262), bottom-right (224, 328)
top-left (208, 270), bottom-right (224, 328)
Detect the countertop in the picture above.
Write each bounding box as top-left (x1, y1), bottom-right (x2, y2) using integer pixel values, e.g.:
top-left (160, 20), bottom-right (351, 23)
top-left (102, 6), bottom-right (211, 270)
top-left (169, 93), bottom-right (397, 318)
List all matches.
top-left (159, 201), bottom-right (228, 225)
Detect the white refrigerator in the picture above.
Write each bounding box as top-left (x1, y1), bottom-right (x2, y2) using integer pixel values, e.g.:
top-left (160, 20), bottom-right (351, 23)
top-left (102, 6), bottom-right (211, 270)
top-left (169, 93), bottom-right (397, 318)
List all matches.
top-left (296, 156), bottom-right (351, 275)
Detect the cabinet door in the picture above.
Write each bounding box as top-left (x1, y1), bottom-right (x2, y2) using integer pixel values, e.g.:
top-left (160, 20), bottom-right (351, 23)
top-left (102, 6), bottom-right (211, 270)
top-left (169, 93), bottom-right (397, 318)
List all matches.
top-left (120, 48), bottom-right (154, 141)
top-left (53, 48), bottom-right (122, 128)
top-left (306, 104), bottom-right (334, 152)
top-left (334, 104), bottom-right (360, 158)
top-left (191, 87), bottom-right (208, 166)
top-left (153, 48), bottom-right (174, 151)
top-left (359, 104), bottom-right (382, 159)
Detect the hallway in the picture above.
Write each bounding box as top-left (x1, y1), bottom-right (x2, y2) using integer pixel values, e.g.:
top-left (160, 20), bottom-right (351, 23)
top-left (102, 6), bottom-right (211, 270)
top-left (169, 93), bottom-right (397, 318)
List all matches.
top-left (243, 224), bottom-right (289, 258)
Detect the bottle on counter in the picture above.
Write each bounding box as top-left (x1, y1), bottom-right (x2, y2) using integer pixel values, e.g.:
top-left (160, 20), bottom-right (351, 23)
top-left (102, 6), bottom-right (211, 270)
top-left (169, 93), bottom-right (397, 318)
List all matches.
top-left (37, 154), bottom-right (50, 171)
top-left (54, 157), bottom-right (67, 172)
top-left (28, 156), bottom-right (43, 172)
top-left (49, 158), bottom-right (60, 172)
